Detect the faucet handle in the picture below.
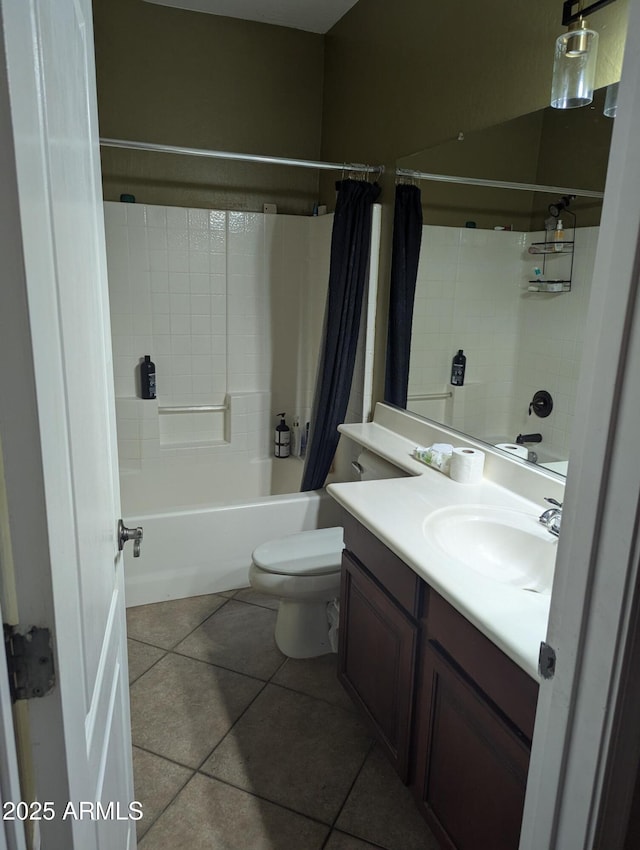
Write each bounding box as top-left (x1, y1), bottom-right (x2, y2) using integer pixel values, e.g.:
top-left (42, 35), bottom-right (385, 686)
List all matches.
top-left (544, 496), bottom-right (563, 508)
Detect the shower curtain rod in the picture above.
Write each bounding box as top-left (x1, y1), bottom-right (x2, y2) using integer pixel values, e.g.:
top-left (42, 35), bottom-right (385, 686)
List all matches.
top-left (99, 137), bottom-right (384, 176)
top-left (395, 168), bottom-right (605, 199)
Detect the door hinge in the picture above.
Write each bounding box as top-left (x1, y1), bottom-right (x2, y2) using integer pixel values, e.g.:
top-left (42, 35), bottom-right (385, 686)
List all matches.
top-left (3, 624), bottom-right (55, 703)
top-left (538, 641), bottom-right (557, 680)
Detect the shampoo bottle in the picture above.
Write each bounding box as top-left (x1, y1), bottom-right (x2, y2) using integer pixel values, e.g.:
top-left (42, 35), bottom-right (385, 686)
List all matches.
top-left (275, 414), bottom-right (290, 458)
top-left (553, 219), bottom-right (565, 251)
top-left (450, 350), bottom-right (466, 386)
top-left (140, 355), bottom-right (156, 399)
top-left (290, 417), bottom-right (301, 457)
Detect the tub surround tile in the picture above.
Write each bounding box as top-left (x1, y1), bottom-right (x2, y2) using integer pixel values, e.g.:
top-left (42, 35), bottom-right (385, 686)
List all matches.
top-left (130, 653), bottom-right (263, 768)
top-left (175, 599), bottom-right (285, 681)
top-left (138, 773), bottom-right (329, 850)
top-left (107, 204), bottom-right (332, 460)
top-left (126, 594), bottom-right (227, 649)
top-left (201, 683), bottom-right (373, 823)
top-left (127, 639), bottom-right (165, 684)
top-left (336, 747), bottom-right (439, 850)
top-left (132, 747), bottom-right (193, 840)
top-left (272, 655), bottom-right (354, 713)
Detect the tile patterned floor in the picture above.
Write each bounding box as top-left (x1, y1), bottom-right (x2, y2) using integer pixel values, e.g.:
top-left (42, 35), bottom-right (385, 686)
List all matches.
top-left (127, 590), bottom-right (439, 849)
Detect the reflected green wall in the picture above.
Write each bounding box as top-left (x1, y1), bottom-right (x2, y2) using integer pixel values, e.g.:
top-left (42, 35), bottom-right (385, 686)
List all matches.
top-left (320, 0), bottom-right (629, 402)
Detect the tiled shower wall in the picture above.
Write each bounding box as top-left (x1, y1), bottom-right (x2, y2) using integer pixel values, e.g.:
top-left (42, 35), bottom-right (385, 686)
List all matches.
top-left (104, 202), bottom-right (333, 470)
top-left (408, 225), bottom-right (598, 461)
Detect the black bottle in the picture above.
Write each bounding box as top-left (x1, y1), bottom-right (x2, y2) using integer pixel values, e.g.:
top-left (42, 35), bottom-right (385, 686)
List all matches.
top-left (140, 355), bottom-right (156, 399)
top-left (450, 349), bottom-right (466, 386)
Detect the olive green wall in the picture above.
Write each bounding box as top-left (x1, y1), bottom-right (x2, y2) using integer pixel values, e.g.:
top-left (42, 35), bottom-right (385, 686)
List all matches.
top-left (93, 0), bottom-right (325, 214)
top-left (320, 0), bottom-right (629, 403)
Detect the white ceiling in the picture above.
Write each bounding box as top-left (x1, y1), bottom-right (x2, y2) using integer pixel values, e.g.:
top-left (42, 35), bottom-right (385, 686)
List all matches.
top-left (143, 0), bottom-right (359, 34)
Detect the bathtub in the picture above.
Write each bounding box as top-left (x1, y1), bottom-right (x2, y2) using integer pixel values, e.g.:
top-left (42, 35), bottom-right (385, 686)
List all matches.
top-left (485, 434), bottom-right (568, 474)
top-left (120, 456), bottom-right (345, 607)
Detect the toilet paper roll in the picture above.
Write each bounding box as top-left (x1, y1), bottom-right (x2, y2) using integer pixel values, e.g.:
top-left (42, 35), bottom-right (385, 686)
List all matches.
top-left (449, 447), bottom-right (485, 484)
top-left (495, 442), bottom-right (528, 460)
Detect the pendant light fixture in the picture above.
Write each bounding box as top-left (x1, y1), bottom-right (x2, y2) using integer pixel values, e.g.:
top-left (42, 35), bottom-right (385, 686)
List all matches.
top-left (550, 0), bottom-right (619, 109)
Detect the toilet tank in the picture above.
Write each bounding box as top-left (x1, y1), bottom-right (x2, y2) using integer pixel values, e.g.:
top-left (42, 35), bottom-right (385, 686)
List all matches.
top-left (353, 450), bottom-right (408, 481)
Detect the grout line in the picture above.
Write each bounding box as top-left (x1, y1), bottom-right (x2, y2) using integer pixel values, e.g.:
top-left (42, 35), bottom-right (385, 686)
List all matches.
top-left (267, 676), bottom-right (357, 716)
top-left (166, 647), bottom-right (282, 685)
top-left (163, 595), bottom-right (233, 650)
top-left (126, 635), bottom-right (172, 653)
top-left (132, 743), bottom-right (198, 772)
top-left (319, 739), bottom-right (377, 850)
top-left (192, 770), bottom-right (335, 830)
top-left (130, 746), bottom-right (196, 841)
top-left (192, 678), bottom-right (271, 772)
top-left (127, 649), bottom-right (168, 687)
top-left (324, 827), bottom-right (389, 850)
top-left (126, 593), bottom-right (233, 654)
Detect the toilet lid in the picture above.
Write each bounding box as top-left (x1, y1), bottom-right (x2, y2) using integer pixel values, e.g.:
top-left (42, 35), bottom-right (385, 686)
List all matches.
top-left (252, 527), bottom-right (344, 576)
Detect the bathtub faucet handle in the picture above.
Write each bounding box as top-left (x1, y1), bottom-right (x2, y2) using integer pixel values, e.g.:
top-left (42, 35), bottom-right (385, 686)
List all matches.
top-left (118, 518), bottom-right (144, 558)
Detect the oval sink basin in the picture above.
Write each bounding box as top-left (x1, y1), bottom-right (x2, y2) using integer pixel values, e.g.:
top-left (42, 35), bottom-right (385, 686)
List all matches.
top-left (423, 504), bottom-right (557, 593)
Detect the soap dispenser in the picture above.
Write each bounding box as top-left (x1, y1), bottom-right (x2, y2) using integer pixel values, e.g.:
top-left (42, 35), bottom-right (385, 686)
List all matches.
top-left (274, 414), bottom-right (290, 458)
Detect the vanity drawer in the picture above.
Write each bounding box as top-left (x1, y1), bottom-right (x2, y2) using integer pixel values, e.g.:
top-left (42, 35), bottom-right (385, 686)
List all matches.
top-left (343, 513), bottom-right (423, 619)
top-left (425, 591), bottom-right (539, 740)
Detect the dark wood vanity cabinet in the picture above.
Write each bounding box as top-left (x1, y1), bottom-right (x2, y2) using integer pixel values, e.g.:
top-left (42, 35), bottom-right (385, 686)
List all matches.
top-left (338, 515), bottom-right (540, 850)
top-left (413, 594), bottom-right (539, 850)
top-left (338, 516), bottom-right (422, 781)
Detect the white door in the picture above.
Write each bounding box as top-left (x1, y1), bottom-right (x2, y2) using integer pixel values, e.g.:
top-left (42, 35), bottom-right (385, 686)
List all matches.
top-left (0, 1), bottom-right (135, 848)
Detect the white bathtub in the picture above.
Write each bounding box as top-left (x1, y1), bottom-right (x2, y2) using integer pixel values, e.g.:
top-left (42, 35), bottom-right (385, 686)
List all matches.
top-left (120, 457), bottom-right (345, 607)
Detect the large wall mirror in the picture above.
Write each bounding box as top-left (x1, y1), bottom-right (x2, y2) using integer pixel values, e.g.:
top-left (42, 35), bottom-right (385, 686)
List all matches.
top-left (395, 86), bottom-right (616, 476)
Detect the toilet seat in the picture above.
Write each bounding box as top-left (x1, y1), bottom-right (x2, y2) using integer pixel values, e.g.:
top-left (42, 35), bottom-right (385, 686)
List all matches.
top-left (252, 527), bottom-right (343, 576)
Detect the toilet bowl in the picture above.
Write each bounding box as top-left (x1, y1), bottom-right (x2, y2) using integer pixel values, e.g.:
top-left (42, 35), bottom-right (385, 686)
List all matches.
top-left (249, 451), bottom-right (406, 658)
top-left (249, 527), bottom-right (344, 658)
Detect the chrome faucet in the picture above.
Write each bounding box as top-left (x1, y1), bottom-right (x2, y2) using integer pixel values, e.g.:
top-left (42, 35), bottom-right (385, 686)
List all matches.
top-left (539, 497), bottom-right (562, 537)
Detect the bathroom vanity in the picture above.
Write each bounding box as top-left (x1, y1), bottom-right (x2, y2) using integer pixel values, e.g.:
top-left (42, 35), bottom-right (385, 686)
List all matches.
top-left (328, 404), bottom-right (563, 850)
top-left (339, 514), bottom-right (537, 850)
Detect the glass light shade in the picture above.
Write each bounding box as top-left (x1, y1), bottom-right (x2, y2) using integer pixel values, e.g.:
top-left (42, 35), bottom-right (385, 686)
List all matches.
top-left (604, 82), bottom-right (619, 118)
top-left (550, 20), bottom-right (599, 109)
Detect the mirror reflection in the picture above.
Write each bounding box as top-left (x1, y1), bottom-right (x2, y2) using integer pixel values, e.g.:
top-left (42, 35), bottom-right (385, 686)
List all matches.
top-left (397, 88), bottom-right (614, 476)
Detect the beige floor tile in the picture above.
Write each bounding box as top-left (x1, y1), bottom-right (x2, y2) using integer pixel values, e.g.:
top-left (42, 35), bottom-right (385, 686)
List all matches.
top-left (127, 639), bottom-right (165, 684)
top-left (130, 653), bottom-right (263, 768)
top-left (132, 747), bottom-right (192, 840)
top-left (325, 831), bottom-right (385, 850)
top-left (126, 594), bottom-right (227, 649)
top-left (175, 599), bottom-right (285, 680)
top-left (201, 683), bottom-right (373, 823)
top-left (138, 773), bottom-right (328, 850)
top-left (272, 654), bottom-right (354, 712)
top-left (233, 587), bottom-right (280, 610)
top-left (336, 746), bottom-right (438, 850)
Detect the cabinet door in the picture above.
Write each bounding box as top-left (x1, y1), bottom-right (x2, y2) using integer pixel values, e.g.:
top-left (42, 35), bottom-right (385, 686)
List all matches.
top-left (413, 641), bottom-right (531, 850)
top-left (338, 553), bottom-right (418, 781)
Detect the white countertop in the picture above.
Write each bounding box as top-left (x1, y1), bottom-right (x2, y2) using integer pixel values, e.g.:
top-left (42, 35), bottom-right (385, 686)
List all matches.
top-left (328, 416), bottom-right (558, 680)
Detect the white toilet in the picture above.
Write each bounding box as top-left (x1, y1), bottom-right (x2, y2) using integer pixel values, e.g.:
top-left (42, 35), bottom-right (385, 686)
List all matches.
top-left (249, 451), bottom-right (405, 658)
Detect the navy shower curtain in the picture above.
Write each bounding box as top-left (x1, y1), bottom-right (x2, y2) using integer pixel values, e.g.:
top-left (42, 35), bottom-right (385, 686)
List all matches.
top-left (301, 178), bottom-right (381, 492)
top-left (384, 183), bottom-right (423, 408)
